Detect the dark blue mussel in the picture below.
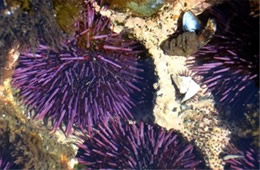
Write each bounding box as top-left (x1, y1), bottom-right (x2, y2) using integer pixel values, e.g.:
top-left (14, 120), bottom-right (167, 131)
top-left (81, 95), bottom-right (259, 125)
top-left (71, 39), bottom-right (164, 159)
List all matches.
top-left (182, 11), bottom-right (201, 33)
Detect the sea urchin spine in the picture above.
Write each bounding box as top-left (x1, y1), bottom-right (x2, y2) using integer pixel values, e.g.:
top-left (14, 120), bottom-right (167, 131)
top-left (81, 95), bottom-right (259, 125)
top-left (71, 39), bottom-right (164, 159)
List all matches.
top-left (223, 144), bottom-right (259, 170)
top-left (76, 117), bottom-right (206, 169)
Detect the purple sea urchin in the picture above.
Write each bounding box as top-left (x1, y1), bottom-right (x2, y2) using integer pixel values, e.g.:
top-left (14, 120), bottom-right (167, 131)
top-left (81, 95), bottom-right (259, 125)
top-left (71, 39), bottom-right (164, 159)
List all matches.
top-left (12, 1), bottom-right (144, 135)
top-left (76, 117), bottom-right (206, 169)
top-left (186, 0), bottom-right (259, 115)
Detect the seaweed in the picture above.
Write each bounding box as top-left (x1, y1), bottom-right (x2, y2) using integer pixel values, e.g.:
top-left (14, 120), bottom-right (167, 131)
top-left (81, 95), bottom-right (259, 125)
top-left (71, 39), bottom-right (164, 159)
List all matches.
top-left (0, 98), bottom-right (75, 169)
top-left (99, 0), bottom-right (166, 17)
top-left (0, 0), bottom-right (65, 81)
top-left (53, 0), bottom-right (83, 34)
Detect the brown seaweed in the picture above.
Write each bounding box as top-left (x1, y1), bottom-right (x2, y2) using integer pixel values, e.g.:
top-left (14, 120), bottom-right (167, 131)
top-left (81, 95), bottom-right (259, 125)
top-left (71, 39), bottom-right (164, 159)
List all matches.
top-left (0, 0), bottom-right (65, 81)
top-left (0, 98), bottom-right (75, 169)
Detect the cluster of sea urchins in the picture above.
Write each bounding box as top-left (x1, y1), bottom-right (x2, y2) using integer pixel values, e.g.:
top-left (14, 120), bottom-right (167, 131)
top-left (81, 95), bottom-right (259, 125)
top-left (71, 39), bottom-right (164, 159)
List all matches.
top-left (12, 1), bottom-right (144, 135)
top-left (186, 0), bottom-right (259, 116)
top-left (76, 117), bottom-right (206, 169)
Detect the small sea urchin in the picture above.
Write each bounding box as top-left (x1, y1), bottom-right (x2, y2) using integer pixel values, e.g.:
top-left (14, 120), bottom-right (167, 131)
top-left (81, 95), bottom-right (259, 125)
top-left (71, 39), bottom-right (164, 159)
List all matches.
top-left (76, 117), bottom-right (206, 169)
top-left (12, 1), bottom-right (144, 135)
top-left (186, 0), bottom-right (259, 116)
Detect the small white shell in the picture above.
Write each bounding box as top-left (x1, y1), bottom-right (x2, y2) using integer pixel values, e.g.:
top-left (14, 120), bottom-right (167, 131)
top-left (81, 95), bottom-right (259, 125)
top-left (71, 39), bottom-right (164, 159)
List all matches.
top-left (172, 75), bottom-right (200, 102)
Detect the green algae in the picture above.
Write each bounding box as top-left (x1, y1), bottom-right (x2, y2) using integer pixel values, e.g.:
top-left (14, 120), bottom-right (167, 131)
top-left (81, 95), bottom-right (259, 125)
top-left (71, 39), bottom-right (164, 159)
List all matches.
top-left (5, 0), bottom-right (32, 12)
top-left (126, 0), bottom-right (165, 16)
top-left (53, 0), bottom-right (83, 34)
top-left (103, 0), bottom-right (165, 17)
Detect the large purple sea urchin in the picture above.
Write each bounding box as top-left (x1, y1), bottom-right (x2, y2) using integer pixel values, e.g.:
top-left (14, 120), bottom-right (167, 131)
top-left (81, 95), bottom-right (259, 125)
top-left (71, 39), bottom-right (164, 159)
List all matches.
top-left (76, 117), bottom-right (206, 169)
top-left (186, 0), bottom-right (259, 115)
top-left (12, 1), bottom-right (144, 135)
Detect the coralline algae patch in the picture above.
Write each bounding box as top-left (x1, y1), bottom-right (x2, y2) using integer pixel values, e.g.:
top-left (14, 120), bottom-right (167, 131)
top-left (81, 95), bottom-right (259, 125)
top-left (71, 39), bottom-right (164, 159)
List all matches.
top-left (181, 98), bottom-right (232, 169)
top-left (94, 1), bottom-right (232, 169)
